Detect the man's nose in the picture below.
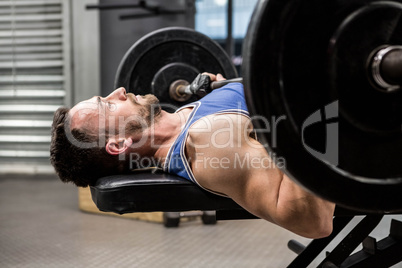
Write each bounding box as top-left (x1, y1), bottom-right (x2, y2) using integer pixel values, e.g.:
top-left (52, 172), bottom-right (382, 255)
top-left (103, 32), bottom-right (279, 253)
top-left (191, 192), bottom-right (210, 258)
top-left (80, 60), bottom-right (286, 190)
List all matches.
top-left (106, 87), bottom-right (127, 101)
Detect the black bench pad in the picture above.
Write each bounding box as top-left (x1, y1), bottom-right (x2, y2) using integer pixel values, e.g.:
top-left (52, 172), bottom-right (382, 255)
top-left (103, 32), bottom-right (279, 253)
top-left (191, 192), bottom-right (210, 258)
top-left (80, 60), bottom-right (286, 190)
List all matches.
top-left (90, 169), bottom-right (244, 214)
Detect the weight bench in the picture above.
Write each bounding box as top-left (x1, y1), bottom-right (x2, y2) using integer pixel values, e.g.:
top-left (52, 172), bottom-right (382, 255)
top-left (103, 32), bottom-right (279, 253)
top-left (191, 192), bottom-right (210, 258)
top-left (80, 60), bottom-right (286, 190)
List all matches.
top-left (90, 169), bottom-right (256, 223)
top-left (90, 169), bottom-right (402, 267)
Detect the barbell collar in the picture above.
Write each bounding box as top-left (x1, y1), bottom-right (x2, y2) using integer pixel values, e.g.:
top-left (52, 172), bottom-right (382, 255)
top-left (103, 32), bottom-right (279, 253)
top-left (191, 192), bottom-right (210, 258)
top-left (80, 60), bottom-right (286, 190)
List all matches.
top-left (371, 45), bottom-right (402, 93)
top-left (169, 79), bottom-right (191, 102)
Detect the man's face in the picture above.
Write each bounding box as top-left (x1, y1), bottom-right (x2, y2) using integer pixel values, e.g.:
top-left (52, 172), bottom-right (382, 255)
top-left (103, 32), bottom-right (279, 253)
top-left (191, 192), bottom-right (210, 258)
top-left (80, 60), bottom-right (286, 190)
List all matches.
top-left (69, 87), bottom-right (161, 137)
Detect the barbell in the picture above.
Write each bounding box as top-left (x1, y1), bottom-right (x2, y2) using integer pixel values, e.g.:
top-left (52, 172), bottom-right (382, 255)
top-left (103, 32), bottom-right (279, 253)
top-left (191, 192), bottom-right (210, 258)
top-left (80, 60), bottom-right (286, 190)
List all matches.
top-left (114, 0), bottom-right (402, 213)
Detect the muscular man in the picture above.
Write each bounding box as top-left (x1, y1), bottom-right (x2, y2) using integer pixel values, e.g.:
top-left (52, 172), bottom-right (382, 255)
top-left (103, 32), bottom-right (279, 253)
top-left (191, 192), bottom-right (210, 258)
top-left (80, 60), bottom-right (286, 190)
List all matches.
top-left (50, 73), bottom-right (335, 238)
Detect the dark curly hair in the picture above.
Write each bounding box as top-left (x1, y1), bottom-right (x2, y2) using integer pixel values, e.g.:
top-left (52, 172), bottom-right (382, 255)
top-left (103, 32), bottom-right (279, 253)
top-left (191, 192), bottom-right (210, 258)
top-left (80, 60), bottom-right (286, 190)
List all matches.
top-left (50, 107), bottom-right (130, 187)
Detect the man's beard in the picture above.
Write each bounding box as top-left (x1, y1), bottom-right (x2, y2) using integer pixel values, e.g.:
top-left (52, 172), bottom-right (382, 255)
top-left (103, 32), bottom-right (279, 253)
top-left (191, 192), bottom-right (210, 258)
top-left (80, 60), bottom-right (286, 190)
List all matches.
top-left (125, 94), bottom-right (162, 134)
top-left (142, 94), bottom-right (162, 122)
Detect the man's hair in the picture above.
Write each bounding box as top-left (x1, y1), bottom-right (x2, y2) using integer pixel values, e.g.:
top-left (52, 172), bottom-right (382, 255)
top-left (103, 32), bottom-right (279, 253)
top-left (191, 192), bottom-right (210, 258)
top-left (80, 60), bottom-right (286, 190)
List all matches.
top-left (50, 107), bottom-right (130, 187)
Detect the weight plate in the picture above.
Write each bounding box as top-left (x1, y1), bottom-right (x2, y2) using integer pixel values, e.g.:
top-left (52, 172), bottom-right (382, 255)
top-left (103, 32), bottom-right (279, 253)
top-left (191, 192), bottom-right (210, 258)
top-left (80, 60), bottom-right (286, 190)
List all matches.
top-left (115, 27), bottom-right (238, 112)
top-left (243, 0), bottom-right (402, 213)
top-left (329, 2), bottom-right (402, 135)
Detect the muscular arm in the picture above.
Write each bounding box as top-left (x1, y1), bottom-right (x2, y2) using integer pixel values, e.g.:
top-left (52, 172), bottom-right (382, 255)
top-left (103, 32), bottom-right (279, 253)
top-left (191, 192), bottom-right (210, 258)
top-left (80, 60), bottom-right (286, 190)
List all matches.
top-left (188, 114), bottom-right (335, 238)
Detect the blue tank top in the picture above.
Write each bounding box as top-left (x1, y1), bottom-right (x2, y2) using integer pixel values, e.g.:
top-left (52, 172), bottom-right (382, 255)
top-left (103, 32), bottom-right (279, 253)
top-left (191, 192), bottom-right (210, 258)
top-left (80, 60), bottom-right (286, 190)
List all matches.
top-left (162, 83), bottom-right (249, 196)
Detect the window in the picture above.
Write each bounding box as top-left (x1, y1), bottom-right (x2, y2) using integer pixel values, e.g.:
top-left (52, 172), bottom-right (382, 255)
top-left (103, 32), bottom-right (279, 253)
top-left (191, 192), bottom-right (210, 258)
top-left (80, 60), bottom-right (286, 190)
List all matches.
top-left (195, 0), bottom-right (258, 39)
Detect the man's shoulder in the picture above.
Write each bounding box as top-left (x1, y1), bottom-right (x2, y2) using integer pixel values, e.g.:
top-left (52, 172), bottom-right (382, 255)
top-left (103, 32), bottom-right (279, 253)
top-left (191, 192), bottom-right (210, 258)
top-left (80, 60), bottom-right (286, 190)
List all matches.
top-left (190, 113), bottom-right (251, 132)
top-left (186, 113), bottom-right (254, 157)
top-left (197, 83), bottom-right (249, 113)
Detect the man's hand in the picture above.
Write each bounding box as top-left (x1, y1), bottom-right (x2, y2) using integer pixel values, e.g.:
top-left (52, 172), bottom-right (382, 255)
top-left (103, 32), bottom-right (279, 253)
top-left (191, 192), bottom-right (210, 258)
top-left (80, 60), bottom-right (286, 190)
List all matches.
top-left (188, 73), bottom-right (227, 97)
top-left (202, 72), bottom-right (226, 82)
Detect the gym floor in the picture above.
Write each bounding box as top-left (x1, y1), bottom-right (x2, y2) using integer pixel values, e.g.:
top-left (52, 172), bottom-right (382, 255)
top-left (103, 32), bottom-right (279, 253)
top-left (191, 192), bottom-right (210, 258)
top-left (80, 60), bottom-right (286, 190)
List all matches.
top-left (1, 174), bottom-right (402, 268)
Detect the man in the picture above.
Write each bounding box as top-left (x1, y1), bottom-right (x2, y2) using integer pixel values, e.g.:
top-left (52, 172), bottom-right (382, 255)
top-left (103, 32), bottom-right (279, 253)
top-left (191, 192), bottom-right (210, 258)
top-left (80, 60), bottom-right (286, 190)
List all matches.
top-left (50, 73), bottom-right (335, 239)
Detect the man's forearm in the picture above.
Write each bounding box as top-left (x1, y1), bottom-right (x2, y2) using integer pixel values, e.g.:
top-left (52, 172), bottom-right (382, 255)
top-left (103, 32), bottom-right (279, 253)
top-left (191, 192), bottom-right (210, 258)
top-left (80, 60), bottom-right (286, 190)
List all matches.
top-left (274, 175), bottom-right (335, 238)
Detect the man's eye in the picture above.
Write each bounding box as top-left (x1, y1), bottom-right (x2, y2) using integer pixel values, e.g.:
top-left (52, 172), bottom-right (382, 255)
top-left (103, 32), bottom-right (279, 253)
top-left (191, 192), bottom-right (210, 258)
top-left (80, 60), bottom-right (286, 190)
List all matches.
top-left (107, 102), bottom-right (116, 111)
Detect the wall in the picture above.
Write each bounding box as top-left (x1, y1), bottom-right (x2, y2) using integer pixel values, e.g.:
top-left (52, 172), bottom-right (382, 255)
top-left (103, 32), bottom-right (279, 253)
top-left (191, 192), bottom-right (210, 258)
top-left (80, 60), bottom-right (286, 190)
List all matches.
top-left (71, 0), bottom-right (101, 105)
top-left (0, 0), bottom-right (72, 173)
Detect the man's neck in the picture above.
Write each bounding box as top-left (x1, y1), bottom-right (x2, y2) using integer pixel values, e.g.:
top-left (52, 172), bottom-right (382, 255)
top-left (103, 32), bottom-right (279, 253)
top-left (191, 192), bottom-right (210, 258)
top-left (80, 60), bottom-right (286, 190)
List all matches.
top-left (130, 108), bottom-right (192, 165)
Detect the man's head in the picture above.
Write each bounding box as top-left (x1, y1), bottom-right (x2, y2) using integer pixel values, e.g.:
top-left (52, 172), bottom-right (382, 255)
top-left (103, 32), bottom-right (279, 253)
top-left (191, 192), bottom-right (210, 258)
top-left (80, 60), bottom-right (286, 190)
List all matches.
top-left (50, 87), bottom-right (161, 187)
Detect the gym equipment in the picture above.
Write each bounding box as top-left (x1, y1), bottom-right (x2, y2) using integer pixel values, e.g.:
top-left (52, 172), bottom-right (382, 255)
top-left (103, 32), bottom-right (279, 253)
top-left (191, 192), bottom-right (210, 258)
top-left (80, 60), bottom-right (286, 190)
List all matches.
top-left (89, 0), bottom-right (402, 266)
top-left (90, 169), bottom-right (252, 227)
top-left (114, 27), bottom-right (238, 112)
top-left (242, 0), bottom-right (402, 213)
top-left (86, 0), bottom-right (186, 20)
top-left (287, 215), bottom-right (402, 268)
top-left (163, 211), bottom-right (216, 228)
top-left (91, 169), bottom-right (250, 215)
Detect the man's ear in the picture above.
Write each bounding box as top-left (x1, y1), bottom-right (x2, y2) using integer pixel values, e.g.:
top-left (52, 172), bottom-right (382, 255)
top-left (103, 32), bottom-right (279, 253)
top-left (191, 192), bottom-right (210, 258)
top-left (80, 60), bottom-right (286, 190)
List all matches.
top-left (106, 138), bottom-right (133, 155)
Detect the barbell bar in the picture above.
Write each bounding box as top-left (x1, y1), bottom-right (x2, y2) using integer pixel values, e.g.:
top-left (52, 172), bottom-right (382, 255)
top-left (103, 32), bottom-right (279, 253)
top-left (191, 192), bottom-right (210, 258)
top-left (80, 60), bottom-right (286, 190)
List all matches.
top-left (173, 43), bottom-right (402, 101)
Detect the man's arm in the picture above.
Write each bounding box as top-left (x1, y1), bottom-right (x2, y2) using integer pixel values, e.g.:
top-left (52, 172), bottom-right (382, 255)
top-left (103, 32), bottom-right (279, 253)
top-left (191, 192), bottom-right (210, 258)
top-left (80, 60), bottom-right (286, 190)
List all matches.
top-left (188, 115), bottom-right (335, 239)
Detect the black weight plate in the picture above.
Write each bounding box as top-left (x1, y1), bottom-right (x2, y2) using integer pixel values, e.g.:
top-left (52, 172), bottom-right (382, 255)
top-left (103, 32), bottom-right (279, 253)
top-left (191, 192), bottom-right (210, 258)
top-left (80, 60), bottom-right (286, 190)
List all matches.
top-left (115, 27), bottom-right (238, 112)
top-left (329, 2), bottom-right (402, 135)
top-left (242, 0), bottom-right (402, 213)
